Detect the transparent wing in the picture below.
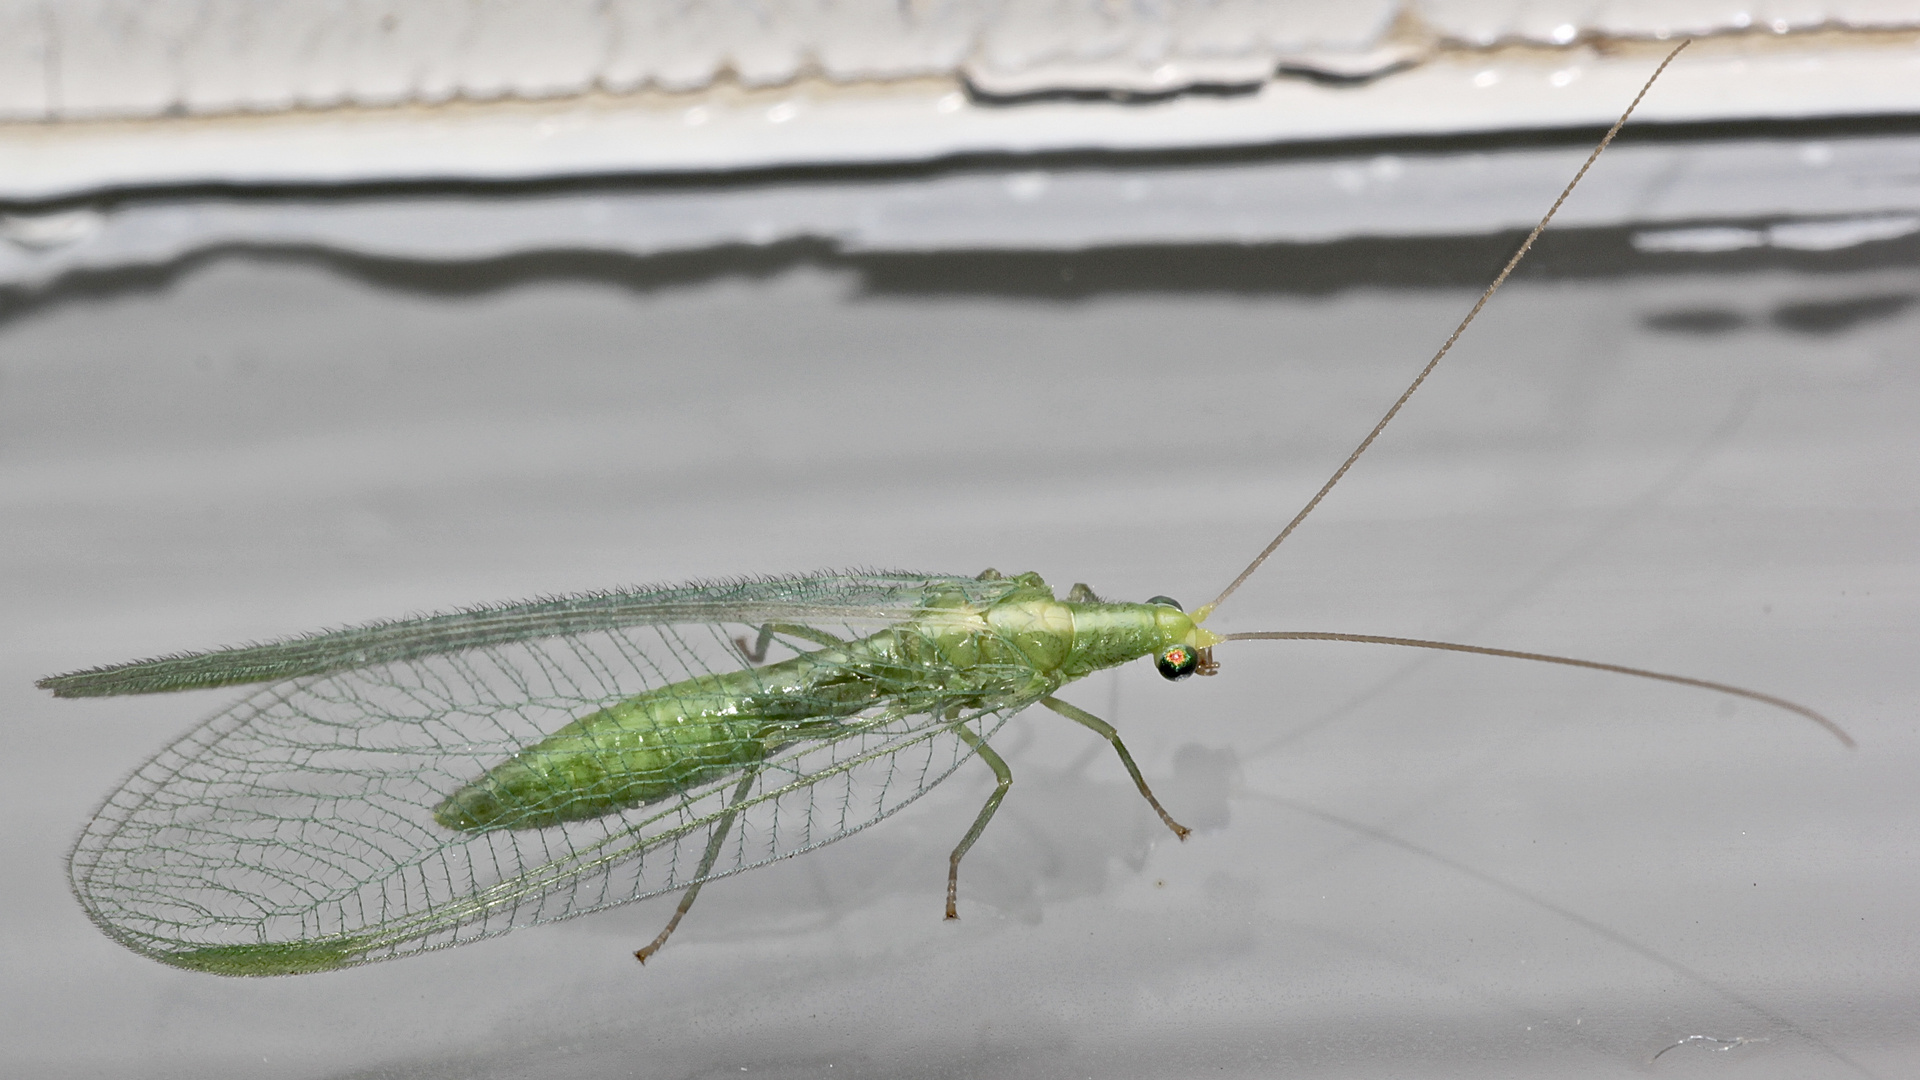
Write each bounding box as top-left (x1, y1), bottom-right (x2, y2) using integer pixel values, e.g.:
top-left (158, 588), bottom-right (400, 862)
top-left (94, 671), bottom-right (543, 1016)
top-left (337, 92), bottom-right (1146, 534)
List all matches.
top-left (67, 608), bottom-right (1033, 975)
top-left (41, 571), bottom-right (1018, 697)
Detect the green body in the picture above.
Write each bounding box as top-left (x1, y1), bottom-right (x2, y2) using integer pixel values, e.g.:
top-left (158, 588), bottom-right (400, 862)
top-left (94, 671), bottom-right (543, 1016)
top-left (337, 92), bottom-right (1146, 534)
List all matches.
top-left (49, 569), bottom-right (1224, 975)
top-left (435, 572), bottom-right (1216, 832)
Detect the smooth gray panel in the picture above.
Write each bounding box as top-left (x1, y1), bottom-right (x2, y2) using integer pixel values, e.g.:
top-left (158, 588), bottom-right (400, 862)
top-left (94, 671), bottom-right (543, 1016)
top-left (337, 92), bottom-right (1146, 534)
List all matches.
top-left (3, 237), bottom-right (1915, 1077)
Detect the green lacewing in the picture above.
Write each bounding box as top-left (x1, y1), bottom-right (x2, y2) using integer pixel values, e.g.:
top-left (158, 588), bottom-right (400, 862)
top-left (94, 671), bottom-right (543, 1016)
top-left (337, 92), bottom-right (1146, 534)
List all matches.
top-left (39, 42), bottom-right (1845, 977)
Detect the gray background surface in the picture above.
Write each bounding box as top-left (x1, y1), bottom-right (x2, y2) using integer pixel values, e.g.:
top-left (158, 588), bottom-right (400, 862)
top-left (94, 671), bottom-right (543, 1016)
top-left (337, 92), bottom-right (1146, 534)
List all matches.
top-left (3, 146), bottom-right (1918, 1077)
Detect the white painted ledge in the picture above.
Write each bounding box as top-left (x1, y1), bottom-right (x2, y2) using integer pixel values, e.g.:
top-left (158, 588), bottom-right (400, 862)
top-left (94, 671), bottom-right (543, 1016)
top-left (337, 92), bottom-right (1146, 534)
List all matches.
top-left (2, 45), bottom-right (1919, 203)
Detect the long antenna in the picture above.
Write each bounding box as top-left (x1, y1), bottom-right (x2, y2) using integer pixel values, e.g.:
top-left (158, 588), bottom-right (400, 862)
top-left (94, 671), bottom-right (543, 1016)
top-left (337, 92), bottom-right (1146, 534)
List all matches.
top-left (1201, 40), bottom-right (1691, 618)
top-left (1219, 631), bottom-right (1855, 747)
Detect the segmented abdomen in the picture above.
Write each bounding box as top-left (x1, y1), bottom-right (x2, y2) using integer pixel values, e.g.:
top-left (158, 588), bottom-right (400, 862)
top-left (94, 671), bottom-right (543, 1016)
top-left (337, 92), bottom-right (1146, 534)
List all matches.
top-left (432, 655), bottom-right (868, 830)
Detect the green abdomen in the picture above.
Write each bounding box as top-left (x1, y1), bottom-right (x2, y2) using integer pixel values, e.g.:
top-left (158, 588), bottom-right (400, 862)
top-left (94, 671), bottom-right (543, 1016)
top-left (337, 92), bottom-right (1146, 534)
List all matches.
top-left (434, 664), bottom-right (831, 831)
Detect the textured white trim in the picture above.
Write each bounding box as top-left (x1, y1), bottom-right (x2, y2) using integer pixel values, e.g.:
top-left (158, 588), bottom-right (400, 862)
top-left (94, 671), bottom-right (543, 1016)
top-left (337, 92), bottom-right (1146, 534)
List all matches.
top-left (2, 45), bottom-right (1920, 201)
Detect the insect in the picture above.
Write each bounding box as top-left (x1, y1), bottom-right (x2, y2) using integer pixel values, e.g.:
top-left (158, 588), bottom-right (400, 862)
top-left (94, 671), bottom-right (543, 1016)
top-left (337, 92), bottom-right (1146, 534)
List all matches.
top-left (39, 43), bottom-right (1850, 977)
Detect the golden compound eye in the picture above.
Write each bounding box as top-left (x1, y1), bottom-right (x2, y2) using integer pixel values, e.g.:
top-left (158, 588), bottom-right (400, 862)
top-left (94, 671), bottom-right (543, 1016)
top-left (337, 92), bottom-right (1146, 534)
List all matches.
top-left (1156, 643), bottom-right (1200, 681)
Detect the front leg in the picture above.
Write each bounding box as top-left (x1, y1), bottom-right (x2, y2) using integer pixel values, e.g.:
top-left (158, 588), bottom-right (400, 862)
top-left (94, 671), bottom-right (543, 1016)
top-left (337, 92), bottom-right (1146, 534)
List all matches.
top-left (1041, 696), bottom-right (1189, 839)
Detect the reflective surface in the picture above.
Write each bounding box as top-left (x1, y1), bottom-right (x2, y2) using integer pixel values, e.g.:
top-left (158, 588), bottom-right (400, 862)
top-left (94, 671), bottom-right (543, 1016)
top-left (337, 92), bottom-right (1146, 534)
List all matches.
top-left (4, 234), bottom-right (1916, 1077)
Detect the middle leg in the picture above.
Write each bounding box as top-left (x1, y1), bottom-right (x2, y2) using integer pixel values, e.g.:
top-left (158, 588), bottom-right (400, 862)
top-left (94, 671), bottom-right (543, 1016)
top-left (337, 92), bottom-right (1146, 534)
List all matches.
top-left (945, 723), bottom-right (1013, 920)
top-left (1041, 696), bottom-right (1190, 839)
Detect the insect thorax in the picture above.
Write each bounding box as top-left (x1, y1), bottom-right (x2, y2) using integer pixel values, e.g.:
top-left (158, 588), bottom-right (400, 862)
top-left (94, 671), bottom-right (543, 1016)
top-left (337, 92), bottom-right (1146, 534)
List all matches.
top-left (932, 572), bottom-right (1207, 682)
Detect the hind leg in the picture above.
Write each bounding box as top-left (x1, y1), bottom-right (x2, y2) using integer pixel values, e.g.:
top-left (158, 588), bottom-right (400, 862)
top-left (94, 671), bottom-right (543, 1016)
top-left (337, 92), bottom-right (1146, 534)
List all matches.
top-left (634, 765), bottom-right (761, 963)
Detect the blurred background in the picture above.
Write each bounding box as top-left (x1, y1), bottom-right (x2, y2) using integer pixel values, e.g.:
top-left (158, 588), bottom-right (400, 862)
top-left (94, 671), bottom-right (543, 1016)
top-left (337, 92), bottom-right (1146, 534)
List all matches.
top-left (4, 3), bottom-right (1918, 1078)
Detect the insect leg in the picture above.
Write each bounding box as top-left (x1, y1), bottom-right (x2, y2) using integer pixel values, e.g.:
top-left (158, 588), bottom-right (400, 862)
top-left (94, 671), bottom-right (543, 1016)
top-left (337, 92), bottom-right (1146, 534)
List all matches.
top-left (735, 622), bottom-right (851, 664)
top-left (1040, 696), bottom-right (1190, 839)
top-left (634, 765), bottom-right (761, 964)
top-left (944, 723), bottom-right (1012, 920)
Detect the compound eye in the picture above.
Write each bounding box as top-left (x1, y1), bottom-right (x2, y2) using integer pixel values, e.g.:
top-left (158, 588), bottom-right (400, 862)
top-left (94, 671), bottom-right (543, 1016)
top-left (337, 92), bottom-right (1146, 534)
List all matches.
top-left (1156, 643), bottom-right (1201, 681)
top-left (1145, 595), bottom-right (1183, 610)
